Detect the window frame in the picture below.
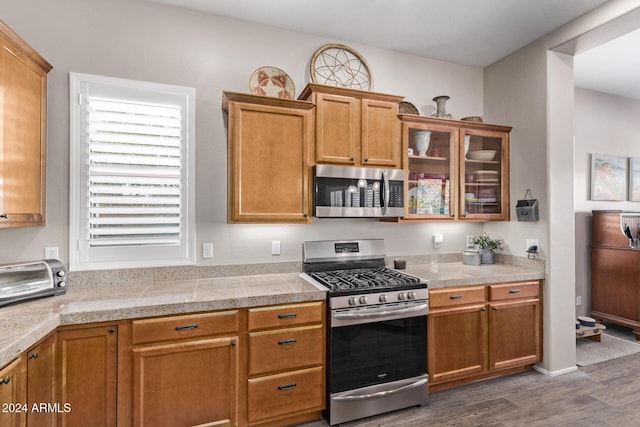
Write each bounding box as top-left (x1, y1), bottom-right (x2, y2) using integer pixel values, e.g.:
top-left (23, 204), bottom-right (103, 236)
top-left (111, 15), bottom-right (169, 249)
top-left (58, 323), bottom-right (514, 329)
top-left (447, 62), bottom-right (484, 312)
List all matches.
top-left (69, 72), bottom-right (196, 271)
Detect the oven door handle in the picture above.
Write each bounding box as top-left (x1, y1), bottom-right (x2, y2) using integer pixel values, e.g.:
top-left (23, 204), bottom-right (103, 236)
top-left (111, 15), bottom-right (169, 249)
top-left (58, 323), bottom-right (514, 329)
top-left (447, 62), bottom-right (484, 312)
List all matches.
top-left (333, 378), bottom-right (428, 401)
top-left (333, 303), bottom-right (428, 319)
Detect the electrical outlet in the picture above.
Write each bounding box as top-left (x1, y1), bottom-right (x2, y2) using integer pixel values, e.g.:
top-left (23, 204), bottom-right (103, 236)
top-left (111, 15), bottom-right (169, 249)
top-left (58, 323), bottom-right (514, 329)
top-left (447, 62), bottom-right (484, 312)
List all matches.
top-left (526, 239), bottom-right (539, 252)
top-left (271, 240), bottom-right (281, 256)
top-left (202, 243), bottom-right (214, 259)
top-left (466, 235), bottom-right (475, 248)
top-left (44, 247), bottom-right (59, 259)
top-left (576, 296), bottom-right (582, 307)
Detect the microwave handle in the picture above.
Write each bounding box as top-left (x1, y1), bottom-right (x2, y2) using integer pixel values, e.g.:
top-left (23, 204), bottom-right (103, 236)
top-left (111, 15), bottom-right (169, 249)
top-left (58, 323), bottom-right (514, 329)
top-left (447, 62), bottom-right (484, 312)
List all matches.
top-left (382, 170), bottom-right (389, 214)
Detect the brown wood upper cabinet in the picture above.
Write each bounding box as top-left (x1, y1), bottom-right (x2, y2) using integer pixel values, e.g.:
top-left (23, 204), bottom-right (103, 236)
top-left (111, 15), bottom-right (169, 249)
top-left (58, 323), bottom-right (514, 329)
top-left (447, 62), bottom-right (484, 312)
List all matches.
top-left (298, 83), bottom-right (403, 168)
top-left (0, 20), bottom-right (52, 228)
top-left (400, 115), bottom-right (511, 222)
top-left (223, 92), bottom-right (314, 223)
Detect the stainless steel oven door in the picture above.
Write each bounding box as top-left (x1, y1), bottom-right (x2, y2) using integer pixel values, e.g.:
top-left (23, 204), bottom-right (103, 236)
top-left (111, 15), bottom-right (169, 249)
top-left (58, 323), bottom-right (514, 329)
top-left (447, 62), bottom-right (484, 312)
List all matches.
top-left (327, 300), bottom-right (428, 425)
top-left (328, 300), bottom-right (427, 394)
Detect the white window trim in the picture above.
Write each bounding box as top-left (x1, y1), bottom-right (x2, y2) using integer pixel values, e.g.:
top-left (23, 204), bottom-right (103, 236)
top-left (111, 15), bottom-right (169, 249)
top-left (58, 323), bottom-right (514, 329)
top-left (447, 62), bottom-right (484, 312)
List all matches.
top-left (69, 73), bottom-right (196, 271)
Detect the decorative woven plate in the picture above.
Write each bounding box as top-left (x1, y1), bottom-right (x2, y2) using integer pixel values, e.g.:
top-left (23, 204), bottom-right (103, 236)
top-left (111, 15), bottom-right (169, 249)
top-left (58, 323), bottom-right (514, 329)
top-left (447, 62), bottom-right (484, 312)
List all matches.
top-left (249, 66), bottom-right (295, 99)
top-left (310, 43), bottom-right (372, 90)
top-left (399, 101), bottom-right (419, 115)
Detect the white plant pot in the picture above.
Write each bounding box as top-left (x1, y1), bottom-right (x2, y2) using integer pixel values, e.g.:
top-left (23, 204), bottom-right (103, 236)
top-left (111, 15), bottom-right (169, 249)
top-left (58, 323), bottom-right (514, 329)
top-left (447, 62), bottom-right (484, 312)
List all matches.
top-left (414, 131), bottom-right (431, 156)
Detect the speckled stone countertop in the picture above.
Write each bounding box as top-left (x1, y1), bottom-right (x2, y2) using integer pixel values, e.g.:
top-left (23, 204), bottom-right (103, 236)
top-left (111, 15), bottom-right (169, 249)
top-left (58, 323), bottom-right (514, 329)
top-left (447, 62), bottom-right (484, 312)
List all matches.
top-left (0, 273), bottom-right (324, 368)
top-left (404, 262), bottom-right (545, 288)
top-left (0, 260), bottom-right (544, 368)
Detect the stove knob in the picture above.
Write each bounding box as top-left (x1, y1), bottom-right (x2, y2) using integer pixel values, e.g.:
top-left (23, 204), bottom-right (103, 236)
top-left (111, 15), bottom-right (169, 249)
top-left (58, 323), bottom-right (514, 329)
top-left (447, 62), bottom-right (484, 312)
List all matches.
top-left (397, 292), bottom-right (406, 301)
top-left (359, 296), bottom-right (368, 305)
top-left (348, 297), bottom-right (357, 306)
top-left (407, 291), bottom-right (416, 300)
top-left (379, 294), bottom-right (387, 303)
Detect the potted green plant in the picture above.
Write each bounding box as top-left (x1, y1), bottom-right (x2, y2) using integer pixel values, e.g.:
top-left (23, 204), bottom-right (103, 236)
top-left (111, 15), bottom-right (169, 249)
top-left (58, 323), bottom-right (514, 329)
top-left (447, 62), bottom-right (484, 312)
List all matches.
top-left (473, 233), bottom-right (504, 264)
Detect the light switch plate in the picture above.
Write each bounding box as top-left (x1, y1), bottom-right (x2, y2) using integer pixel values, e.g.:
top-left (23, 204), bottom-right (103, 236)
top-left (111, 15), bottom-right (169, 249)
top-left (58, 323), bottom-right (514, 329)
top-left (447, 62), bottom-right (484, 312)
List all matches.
top-left (271, 240), bottom-right (281, 256)
top-left (202, 243), bottom-right (214, 259)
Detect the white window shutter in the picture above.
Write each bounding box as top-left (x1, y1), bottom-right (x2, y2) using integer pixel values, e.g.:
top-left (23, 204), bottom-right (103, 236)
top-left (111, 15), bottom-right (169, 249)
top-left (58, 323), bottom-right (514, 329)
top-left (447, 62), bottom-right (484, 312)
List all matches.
top-left (70, 73), bottom-right (195, 271)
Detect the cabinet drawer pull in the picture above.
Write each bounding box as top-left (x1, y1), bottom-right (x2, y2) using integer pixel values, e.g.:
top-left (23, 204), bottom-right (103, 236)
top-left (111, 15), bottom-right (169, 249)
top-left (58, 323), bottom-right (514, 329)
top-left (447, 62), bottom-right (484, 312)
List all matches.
top-left (277, 382), bottom-right (297, 391)
top-left (0, 377), bottom-right (10, 384)
top-left (278, 339), bottom-right (297, 346)
top-left (449, 295), bottom-right (463, 300)
top-left (509, 289), bottom-right (521, 294)
top-left (277, 313), bottom-right (297, 319)
top-left (28, 352), bottom-right (38, 359)
top-left (175, 323), bottom-right (199, 331)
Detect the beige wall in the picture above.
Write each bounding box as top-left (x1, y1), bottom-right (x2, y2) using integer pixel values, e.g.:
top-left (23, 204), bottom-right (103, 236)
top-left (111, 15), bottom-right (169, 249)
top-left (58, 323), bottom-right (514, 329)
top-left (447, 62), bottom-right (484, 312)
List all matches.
top-left (485, 0), bottom-right (640, 375)
top-left (0, 0), bottom-right (486, 266)
top-left (574, 88), bottom-right (640, 317)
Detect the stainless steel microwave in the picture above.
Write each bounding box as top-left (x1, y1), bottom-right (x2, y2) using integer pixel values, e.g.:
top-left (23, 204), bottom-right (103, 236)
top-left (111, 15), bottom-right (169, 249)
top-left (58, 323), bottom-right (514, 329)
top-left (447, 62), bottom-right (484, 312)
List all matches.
top-left (0, 259), bottom-right (67, 307)
top-left (314, 165), bottom-right (405, 218)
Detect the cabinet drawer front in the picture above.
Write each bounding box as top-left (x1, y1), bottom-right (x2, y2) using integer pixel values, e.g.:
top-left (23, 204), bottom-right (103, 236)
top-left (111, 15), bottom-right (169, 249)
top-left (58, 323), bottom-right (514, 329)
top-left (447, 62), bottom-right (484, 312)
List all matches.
top-left (249, 325), bottom-right (323, 376)
top-left (248, 302), bottom-right (323, 331)
top-left (132, 310), bottom-right (238, 345)
top-left (429, 286), bottom-right (485, 308)
top-left (489, 282), bottom-right (539, 301)
top-left (247, 366), bottom-right (324, 423)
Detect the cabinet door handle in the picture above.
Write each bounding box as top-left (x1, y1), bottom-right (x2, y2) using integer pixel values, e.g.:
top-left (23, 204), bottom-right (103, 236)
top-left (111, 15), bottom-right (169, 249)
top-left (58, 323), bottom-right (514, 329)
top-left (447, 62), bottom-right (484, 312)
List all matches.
top-left (509, 289), bottom-right (521, 294)
top-left (492, 306), bottom-right (498, 310)
top-left (28, 352), bottom-right (38, 359)
top-left (175, 323), bottom-right (199, 331)
top-left (278, 339), bottom-right (297, 345)
top-left (364, 158), bottom-right (369, 162)
top-left (0, 377), bottom-right (10, 385)
top-left (108, 328), bottom-right (116, 333)
top-left (0, 214), bottom-right (7, 219)
top-left (449, 295), bottom-right (463, 299)
top-left (350, 157), bottom-right (355, 161)
top-left (481, 307), bottom-right (486, 312)
top-left (278, 313), bottom-right (297, 319)
top-left (277, 383), bottom-right (297, 391)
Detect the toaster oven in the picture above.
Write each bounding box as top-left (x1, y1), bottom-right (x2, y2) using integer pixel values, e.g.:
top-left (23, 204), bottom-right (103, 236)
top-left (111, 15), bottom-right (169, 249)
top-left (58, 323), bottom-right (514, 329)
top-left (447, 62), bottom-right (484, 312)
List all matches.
top-left (0, 259), bottom-right (67, 307)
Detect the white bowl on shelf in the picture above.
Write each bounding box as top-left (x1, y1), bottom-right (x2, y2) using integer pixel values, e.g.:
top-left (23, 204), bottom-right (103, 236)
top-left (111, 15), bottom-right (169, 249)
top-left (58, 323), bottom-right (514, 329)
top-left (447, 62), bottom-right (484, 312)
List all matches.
top-left (467, 150), bottom-right (496, 161)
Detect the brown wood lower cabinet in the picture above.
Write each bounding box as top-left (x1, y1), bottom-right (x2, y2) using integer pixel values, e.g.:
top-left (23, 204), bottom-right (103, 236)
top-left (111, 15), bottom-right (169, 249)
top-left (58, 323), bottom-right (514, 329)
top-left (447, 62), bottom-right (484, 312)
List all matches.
top-left (132, 337), bottom-right (238, 427)
top-left (247, 366), bottom-right (323, 424)
top-left (56, 325), bottom-right (118, 427)
top-left (130, 310), bottom-right (239, 427)
top-left (245, 302), bottom-right (325, 426)
top-left (27, 333), bottom-right (56, 427)
top-left (428, 281), bottom-right (542, 391)
top-left (0, 357), bottom-right (25, 427)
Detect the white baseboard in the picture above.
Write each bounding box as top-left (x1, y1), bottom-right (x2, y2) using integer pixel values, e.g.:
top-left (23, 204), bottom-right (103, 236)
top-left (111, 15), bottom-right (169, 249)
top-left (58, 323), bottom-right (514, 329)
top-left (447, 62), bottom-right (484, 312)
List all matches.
top-left (533, 363), bottom-right (579, 376)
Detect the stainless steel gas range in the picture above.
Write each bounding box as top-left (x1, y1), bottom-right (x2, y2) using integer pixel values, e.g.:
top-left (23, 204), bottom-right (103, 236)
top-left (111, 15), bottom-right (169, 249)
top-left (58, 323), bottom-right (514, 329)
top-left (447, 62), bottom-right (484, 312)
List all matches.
top-left (301, 239), bottom-right (429, 426)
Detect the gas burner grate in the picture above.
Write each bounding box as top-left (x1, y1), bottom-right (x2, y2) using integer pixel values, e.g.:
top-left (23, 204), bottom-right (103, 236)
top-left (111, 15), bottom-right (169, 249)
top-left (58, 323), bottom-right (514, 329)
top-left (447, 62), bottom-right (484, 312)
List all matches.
top-left (309, 267), bottom-right (423, 293)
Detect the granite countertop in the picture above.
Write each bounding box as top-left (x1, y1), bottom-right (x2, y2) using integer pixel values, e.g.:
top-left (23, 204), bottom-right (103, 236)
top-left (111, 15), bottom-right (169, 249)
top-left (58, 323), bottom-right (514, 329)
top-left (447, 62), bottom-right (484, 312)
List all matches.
top-left (0, 261), bottom-right (544, 368)
top-left (0, 272), bottom-right (325, 368)
top-left (405, 262), bottom-right (545, 288)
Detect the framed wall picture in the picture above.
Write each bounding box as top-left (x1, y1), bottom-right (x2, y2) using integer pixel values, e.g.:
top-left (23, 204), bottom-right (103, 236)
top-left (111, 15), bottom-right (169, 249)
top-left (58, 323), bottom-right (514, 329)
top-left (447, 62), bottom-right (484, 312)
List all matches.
top-left (629, 157), bottom-right (640, 201)
top-left (590, 153), bottom-right (628, 201)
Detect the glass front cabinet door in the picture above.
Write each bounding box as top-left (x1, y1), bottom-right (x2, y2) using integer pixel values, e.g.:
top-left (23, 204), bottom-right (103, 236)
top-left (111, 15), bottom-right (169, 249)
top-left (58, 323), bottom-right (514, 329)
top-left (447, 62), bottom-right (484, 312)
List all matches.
top-left (400, 115), bottom-right (511, 222)
top-left (403, 120), bottom-right (457, 220)
top-left (459, 126), bottom-right (510, 221)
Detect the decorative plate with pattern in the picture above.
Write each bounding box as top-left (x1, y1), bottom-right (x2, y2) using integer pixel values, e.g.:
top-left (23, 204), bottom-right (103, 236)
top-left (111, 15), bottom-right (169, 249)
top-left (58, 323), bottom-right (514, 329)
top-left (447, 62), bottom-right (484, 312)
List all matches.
top-left (310, 43), bottom-right (372, 90)
top-left (249, 66), bottom-right (295, 99)
top-left (399, 101), bottom-right (419, 115)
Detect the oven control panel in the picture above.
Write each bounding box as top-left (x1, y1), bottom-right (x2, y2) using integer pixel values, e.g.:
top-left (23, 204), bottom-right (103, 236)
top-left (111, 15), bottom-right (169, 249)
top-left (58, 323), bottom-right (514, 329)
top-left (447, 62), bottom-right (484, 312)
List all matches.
top-left (331, 288), bottom-right (428, 310)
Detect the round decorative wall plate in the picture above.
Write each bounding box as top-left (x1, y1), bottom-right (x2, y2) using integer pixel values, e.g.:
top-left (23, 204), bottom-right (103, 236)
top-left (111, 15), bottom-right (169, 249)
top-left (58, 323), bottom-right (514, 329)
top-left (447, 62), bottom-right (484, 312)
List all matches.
top-left (249, 66), bottom-right (295, 99)
top-left (310, 43), bottom-right (372, 90)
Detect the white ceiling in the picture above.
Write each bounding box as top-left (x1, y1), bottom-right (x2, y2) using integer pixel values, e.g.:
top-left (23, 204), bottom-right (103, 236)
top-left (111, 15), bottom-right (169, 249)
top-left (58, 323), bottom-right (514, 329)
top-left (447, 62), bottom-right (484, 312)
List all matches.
top-left (149, 0), bottom-right (640, 100)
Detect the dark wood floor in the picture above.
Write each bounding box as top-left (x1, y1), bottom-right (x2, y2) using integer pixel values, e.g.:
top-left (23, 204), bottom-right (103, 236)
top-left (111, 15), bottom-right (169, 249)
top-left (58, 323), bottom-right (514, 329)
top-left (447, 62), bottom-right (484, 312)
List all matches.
top-left (300, 326), bottom-right (640, 427)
